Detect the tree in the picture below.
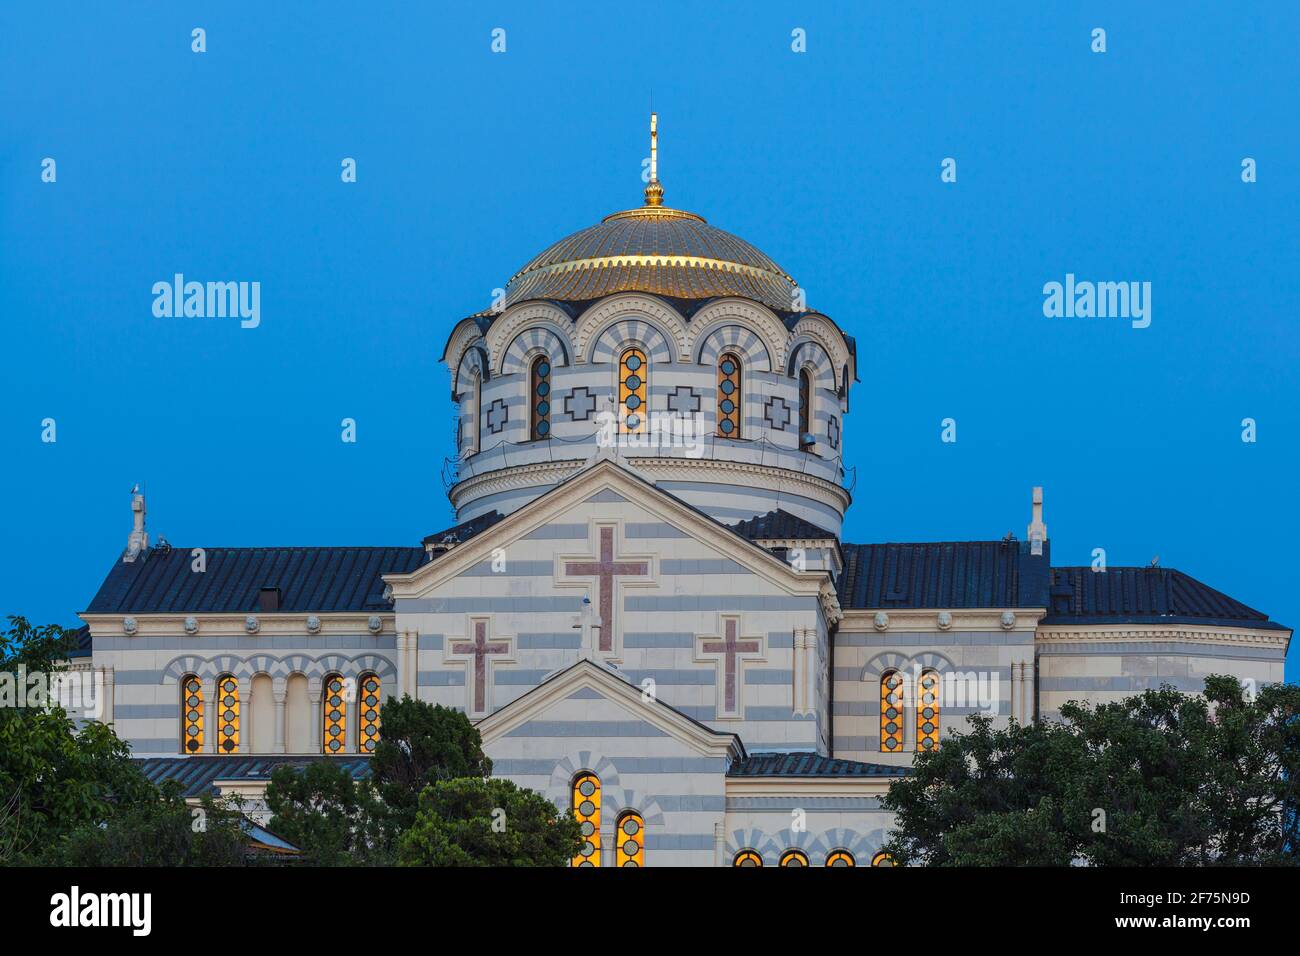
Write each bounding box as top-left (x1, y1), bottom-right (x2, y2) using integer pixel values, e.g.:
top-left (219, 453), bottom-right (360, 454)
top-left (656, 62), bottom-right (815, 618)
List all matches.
top-left (882, 675), bottom-right (1300, 866)
top-left (368, 696), bottom-right (493, 831)
top-left (265, 760), bottom-right (390, 866)
top-left (396, 777), bottom-right (582, 867)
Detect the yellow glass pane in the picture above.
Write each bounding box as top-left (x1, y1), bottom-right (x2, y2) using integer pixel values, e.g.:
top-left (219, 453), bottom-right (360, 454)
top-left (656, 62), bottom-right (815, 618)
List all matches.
top-left (358, 674), bottom-right (381, 754)
top-left (323, 675), bottom-right (347, 755)
top-left (615, 810), bottom-right (645, 867)
top-left (779, 849), bottom-right (809, 867)
top-left (182, 676), bottom-right (204, 753)
top-left (826, 850), bottom-right (855, 867)
top-left (880, 671), bottom-right (904, 752)
top-left (716, 353), bottom-right (742, 438)
top-left (618, 348), bottom-right (647, 434)
top-left (871, 852), bottom-right (896, 867)
top-left (571, 773), bottom-right (601, 867)
top-left (216, 675), bottom-right (239, 754)
top-left (917, 669), bottom-right (940, 752)
top-left (733, 850), bottom-right (762, 867)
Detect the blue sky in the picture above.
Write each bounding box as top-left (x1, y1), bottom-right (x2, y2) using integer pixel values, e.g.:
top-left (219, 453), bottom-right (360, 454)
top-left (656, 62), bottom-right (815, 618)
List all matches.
top-left (1, 3), bottom-right (1296, 679)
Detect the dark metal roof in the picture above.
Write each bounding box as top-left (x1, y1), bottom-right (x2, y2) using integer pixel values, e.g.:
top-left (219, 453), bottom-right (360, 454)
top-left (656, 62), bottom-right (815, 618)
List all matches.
top-left (728, 751), bottom-right (910, 778)
top-left (67, 624), bottom-right (92, 658)
top-left (421, 510), bottom-right (505, 547)
top-left (838, 539), bottom-right (1051, 610)
top-left (134, 755), bottom-right (370, 798)
top-left (85, 546), bottom-right (427, 614)
top-left (1043, 566), bottom-right (1286, 630)
top-left (731, 509), bottom-right (837, 542)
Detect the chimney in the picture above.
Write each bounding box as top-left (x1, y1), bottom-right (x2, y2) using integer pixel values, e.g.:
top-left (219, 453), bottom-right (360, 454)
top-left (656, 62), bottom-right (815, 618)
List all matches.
top-left (123, 485), bottom-right (150, 562)
top-left (1027, 486), bottom-right (1047, 556)
top-left (258, 587), bottom-right (282, 612)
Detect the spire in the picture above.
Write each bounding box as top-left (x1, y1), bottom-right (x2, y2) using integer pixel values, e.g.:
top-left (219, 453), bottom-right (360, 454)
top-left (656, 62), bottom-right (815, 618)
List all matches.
top-left (644, 111), bottom-right (664, 207)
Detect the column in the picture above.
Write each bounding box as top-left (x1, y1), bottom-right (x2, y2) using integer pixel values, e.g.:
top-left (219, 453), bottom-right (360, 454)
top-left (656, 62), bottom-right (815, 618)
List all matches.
top-left (791, 628), bottom-right (805, 715)
top-left (201, 677), bottom-right (218, 754)
top-left (714, 821), bottom-right (726, 868)
top-left (803, 629), bottom-right (817, 718)
top-left (98, 666), bottom-right (116, 725)
top-left (272, 677), bottom-right (287, 755)
top-left (236, 677), bottom-right (252, 754)
top-left (308, 680), bottom-right (323, 755)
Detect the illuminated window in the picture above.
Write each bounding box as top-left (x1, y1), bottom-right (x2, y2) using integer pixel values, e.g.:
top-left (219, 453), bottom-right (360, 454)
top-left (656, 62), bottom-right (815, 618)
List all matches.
top-left (716, 352), bottom-right (742, 438)
top-left (530, 356), bottom-right (552, 440)
top-left (615, 810), bottom-right (645, 867)
top-left (881, 670), bottom-right (904, 752)
top-left (618, 348), bottom-right (647, 434)
top-left (323, 674), bottom-right (347, 754)
top-left (215, 674), bottom-right (239, 754)
top-left (917, 669), bottom-right (940, 752)
top-left (357, 673), bottom-right (381, 754)
top-left (181, 675), bottom-right (204, 753)
top-left (779, 849), bottom-right (809, 867)
top-left (798, 368), bottom-right (813, 448)
top-left (871, 851), bottom-right (896, 867)
top-left (572, 772), bottom-right (601, 867)
top-left (733, 850), bottom-right (762, 867)
top-left (826, 850), bottom-right (855, 867)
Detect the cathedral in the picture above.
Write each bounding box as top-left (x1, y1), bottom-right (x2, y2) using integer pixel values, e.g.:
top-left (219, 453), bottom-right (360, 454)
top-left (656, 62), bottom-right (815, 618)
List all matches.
top-left (72, 119), bottom-right (1291, 867)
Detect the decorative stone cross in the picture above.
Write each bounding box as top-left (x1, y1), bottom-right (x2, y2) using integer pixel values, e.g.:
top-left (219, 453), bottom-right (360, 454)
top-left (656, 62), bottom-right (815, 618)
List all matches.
top-left (697, 618), bottom-right (763, 717)
top-left (447, 619), bottom-right (512, 716)
top-left (560, 525), bottom-right (652, 653)
top-left (571, 597), bottom-right (603, 660)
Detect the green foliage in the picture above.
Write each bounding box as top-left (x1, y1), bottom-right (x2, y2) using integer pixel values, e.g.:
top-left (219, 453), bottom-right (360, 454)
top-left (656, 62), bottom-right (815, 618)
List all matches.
top-left (55, 787), bottom-right (248, 867)
top-left (882, 675), bottom-right (1300, 866)
top-left (396, 777), bottom-right (582, 867)
top-left (265, 761), bottom-right (391, 866)
top-left (368, 696), bottom-right (493, 831)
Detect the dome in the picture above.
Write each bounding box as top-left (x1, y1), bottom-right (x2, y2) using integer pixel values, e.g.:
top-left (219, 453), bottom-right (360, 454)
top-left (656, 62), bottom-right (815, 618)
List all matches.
top-left (502, 189), bottom-right (799, 312)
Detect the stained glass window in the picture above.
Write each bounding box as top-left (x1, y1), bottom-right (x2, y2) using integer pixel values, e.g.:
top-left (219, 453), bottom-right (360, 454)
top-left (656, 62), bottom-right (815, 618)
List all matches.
top-left (358, 673), bottom-right (381, 754)
top-left (615, 810), bottom-right (645, 867)
top-left (619, 348), bottom-right (647, 434)
top-left (826, 850), bottom-right (855, 867)
top-left (733, 850), bottom-right (762, 867)
top-left (530, 356), bottom-right (552, 440)
top-left (780, 849), bottom-right (809, 867)
top-left (464, 371), bottom-right (480, 455)
top-left (716, 352), bottom-right (742, 438)
top-left (881, 670), bottom-right (904, 752)
top-left (323, 674), bottom-right (347, 754)
top-left (181, 675), bottom-right (204, 753)
top-left (871, 851), bottom-right (897, 867)
top-left (215, 674), bottom-right (239, 754)
top-left (917, 669), bottom-right (940, 752)
top-left (798, 368), bottom-right (813, 447)
top-left (572, 772), bottom-right (601, 867)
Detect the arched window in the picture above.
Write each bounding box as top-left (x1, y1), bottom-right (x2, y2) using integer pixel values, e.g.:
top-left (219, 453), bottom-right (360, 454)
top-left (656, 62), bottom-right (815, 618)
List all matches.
top-left (779, 849), bottom-right (809, 867)
top-left (530, 356), bottom-right (552, 440)
top-left (917, 669), bottom-right (940, 752)
top-left (826, 850), bottom-right (856, 867)
top-left (463, 371), bottom-right (481, 455)
top-left (357, 673), bottom-right (381, 754)
top-left (798, 368), bottom-right (813, 448)
top-left (215, 674), bottom-right (239, 754)
top-left (615, 810), bottom-right (645, 867)
top-left (881, 670), bottom-right (904, 752)
top-left (716, 352), bottom-right (742, 438)
top-left (871, 851), bottom-right (897, 867)
top-left (619, 347), bottom-right (647, 434)
top-left (572, 772), bottom-right (601, 867)
top-left (733, 850), bottom-right (762, 867)
top-left (181, 675), bottom-right (204, 753)
top-left (323, 674), bottom-right (347, 754)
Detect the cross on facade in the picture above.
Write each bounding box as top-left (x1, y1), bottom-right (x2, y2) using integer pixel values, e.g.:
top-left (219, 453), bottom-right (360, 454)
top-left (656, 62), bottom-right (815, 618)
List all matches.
top-left (560, 525), bottom-right (652, 653)
top-left (571, 597), bottom-right (603, 660)
top-left (697, 618), bottom-right (763, 717)
top-left (447, 619), bottom-right (512, 716)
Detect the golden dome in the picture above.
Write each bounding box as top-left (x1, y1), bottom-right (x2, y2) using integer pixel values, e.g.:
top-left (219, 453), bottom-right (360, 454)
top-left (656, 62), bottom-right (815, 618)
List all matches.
top-left (502, 201), bottom-right (799, 311)
top-left (504, 115), bottom-right (799, 311)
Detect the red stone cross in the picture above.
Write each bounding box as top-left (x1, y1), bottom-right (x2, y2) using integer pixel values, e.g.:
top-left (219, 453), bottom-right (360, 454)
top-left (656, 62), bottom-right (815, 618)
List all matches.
top-left (450, 620), bottom-right (510, 714)
top-left (563, 526), bottom-right (650, 652)
top-left (699, 619), bottom-right (762, 715)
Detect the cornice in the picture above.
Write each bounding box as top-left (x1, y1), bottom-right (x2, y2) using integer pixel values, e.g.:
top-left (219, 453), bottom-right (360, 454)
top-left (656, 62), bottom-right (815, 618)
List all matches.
top-left (1035, 623), bottom-right (1292, 650)
top-left (79, 612), bottom-right (395, 639)
top-left (724, 776), bottom-right (896, 798)
top-left (625, 456), bottom-right (851, 511)
top-left (838, 607), bottom-right (1046, 634)
top-left (449, 458), bottom-right (586, 509)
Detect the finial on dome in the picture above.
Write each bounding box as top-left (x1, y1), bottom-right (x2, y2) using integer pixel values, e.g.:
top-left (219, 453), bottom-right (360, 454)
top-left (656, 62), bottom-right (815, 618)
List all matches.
top-left (644, 111), bottom-right (664, 206)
